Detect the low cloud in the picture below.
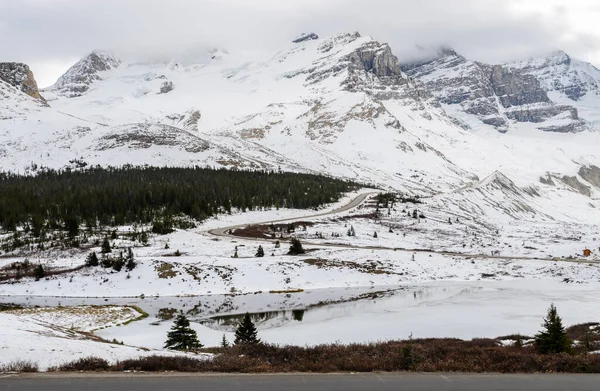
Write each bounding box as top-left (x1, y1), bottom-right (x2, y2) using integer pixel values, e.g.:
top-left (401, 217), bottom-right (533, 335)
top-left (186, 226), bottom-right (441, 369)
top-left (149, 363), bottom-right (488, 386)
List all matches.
top-left (1, 0), bottom-right (599, 86)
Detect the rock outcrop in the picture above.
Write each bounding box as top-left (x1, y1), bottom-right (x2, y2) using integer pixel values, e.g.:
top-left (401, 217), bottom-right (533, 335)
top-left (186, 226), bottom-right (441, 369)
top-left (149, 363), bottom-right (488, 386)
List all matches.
top-left (489, 65), bottom-right (549, 108)
top-left (507, 51), bottom-right (600, 102)
top-left (158, 81), bottom-right (174, 94)
top-left (579, 165), bottom-right (600, 189)
top-left (401, 48), bottom-right (586, 133)
top-left (0, 63), bottom-right (48, 105)
top-left (293, 33), bottom-right (319, 43)
top-left (50, 51), bottom-right (121, 97)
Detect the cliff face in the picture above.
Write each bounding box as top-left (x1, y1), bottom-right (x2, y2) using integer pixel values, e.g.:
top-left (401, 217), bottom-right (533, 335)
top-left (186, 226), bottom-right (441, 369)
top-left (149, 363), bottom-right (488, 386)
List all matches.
top-left (0, 63), bottom-right (48, 105)
top-left (401, 49), bottom-right (586, 133)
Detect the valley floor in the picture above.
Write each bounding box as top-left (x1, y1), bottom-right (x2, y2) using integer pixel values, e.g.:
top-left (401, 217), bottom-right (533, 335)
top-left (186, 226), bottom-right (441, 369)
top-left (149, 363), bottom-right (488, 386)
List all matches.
top-left (1, 190), bottom-right (600, 370)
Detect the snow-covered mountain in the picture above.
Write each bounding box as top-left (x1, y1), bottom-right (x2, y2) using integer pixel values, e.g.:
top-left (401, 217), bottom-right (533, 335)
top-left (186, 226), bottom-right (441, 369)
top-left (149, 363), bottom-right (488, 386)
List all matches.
top-left (2, 32), bottom-right (600, 222)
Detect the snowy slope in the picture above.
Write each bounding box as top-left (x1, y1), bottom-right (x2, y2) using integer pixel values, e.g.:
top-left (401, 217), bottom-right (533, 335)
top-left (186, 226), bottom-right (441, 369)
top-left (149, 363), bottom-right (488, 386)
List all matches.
top-left (1, 32), bottom-right (600, 217)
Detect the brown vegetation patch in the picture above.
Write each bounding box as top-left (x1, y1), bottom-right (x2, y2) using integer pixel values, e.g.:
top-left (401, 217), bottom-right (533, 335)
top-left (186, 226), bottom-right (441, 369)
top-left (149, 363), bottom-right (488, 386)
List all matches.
top-left (302, 258), bottom-right (397, 275)
top-left (335, 212), bottom-right (379, 221)
top-left (155, 262), bottom-right (178, 279)
top-left (0, 261), bottom-right (84, 282)
top-left (54, 339), bottom-right (600, 373)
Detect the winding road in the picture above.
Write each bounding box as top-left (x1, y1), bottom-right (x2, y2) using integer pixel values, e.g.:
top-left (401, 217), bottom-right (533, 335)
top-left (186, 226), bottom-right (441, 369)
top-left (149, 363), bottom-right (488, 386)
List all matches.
top-left (208, 190), bottom-right (600, 265)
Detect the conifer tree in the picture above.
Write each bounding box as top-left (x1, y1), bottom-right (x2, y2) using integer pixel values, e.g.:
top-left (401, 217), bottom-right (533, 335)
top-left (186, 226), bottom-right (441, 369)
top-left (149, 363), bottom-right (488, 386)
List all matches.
top-left (256, 245), bottom-right (265, 257)
top-left (164, 311), bottom-right (202, 351)
top-left (86, 251), bottom-right (99, 267)
top-left (34, 264), bottom-right (45, 280)
top-left (373, 231), bottom-right (378, 238)
top-left (288, 238), bottom-right (305, 255)
top-left (112, 251), bottom-right (125, 272)
top-left (221, 334), bottom-right (230, 348)
top-left (125, 248), bottom-right (136, 271)
top-left (101, 238), bottom-right (112, 254)
top-left (234, 312), bottom-right (261, 345)
top-left (233, 246), bottom-right (239, 258)
top-left (534, 303), bottom-right (572, 354)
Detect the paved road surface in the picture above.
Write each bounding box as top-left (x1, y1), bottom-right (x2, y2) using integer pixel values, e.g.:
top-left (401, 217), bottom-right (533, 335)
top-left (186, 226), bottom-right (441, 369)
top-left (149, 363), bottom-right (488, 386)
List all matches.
top-left (208, 190), bottom-right (377, 238)
top-left (208, 191), bottom-right (599, 265)
top-left (2, 373), bottom-right (600, 391)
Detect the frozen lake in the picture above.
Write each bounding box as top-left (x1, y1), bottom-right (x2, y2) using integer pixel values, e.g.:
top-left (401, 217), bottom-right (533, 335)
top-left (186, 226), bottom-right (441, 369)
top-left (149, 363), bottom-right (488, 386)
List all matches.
top-left (2, 279), bottom-right (599, 347)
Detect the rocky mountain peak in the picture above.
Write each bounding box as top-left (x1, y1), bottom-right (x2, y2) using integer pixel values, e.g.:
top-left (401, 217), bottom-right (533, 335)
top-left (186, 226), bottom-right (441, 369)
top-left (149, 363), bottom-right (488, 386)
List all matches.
top-left (50, 50), bottom-right (121, 97)
top-left (0, 62), bottom-right (48, 105)
top-left (400, 46), bottom-right (466, 75)
top-left (317, 32), bottom-right (361, 53)
top-left (347, 40), bottom-right (401, 78)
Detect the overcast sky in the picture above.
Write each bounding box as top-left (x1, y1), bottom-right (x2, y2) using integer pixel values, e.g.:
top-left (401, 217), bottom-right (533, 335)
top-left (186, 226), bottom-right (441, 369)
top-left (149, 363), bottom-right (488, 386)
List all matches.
top-left (2, 0), bottom-right (600, 87)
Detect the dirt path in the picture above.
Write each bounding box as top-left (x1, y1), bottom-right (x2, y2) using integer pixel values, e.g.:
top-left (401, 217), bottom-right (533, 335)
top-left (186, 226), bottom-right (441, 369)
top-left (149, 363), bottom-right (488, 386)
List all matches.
top-left (208, 191), bottom-right (600, 265)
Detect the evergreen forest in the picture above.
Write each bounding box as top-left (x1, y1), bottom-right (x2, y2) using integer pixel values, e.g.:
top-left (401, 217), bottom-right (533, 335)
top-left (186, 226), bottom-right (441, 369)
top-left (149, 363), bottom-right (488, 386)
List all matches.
top-left (0, 166), bottom-right (359, 233)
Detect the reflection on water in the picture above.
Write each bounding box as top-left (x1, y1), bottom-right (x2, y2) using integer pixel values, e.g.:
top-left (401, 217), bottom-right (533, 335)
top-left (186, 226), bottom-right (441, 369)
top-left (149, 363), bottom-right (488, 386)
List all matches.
top-left (202, 309), bottom-right (306, 327)
top-left (195, 285), bottom-right (483, 332)
top-left (0, 284), bottom-right (484, 332)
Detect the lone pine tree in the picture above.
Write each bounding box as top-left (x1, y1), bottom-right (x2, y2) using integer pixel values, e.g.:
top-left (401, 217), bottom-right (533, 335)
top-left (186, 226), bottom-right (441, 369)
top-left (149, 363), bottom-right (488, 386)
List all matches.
top-left (288, 238), bottom-right (305, 255)
top-left (164, 311), bottom-right (202, 351)
top-left (234, 312), bottom-right (261, 345)
top-left (256, 245), bottom-right (265, 257)
top-left (534, 303), bottom-right (572, 354)
top-left (85, 251), bottom-right (99, 267)
top-left (34, 264), bottom-right (45, 280)
top-left (101, 238), bottom-right (112, 254)
top-left (125, 248), bottom-right (136, 271)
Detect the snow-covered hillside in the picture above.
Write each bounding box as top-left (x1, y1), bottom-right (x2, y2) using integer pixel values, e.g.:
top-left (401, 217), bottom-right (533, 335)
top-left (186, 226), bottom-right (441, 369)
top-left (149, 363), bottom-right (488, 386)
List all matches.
top-left (2, 31), bottom-right (600, 216)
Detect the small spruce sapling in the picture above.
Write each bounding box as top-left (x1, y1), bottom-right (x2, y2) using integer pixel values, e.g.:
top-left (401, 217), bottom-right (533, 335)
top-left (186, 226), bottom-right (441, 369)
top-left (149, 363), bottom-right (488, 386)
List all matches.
top-left (221, 334), bottom-right (230, 348)
top-left (86, 252), bottom-right (99, 267)
top-left (101, 238), bottom-right (112, 254)
top-left (125, 248), bottom-right (136, 271)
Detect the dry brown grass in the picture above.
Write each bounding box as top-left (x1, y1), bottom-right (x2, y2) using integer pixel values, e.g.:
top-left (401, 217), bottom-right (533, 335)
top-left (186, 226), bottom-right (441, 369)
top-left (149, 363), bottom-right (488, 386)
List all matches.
top-left (155, 262), bottom-right (178, 279)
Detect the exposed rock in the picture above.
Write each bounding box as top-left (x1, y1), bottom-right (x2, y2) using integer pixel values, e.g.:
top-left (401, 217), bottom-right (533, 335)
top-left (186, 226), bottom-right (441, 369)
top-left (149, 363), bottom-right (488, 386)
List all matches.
top-left (482, 117), bottom-right (508, 128)
top-left (490, 65), bottom-right (549, 108)
top-left (0, 63), bottom-right (48, 105)
top-left (539, 175), bottom-right (555, 186)
top-left (538, 121), bottom-right (587, 133)
top-left (50, 51), bottom-right (121, 97)
top-left (183, 110), bottom-right (201, 131)
top-left (293, 33), bottom-right (319, 43)
top-left (506, 51), bottom-right (600, 102)
top-left (346, 41), bottom-right (400, 78)
top-left (165, 109), bottom-right (201, 131)
top-left (579, 165), bottom-right (600, 189)
top-left (158, 81), bottom-right (174, 94)
top-left (561, 175), bottom-right (591, 196)
top-left (318, 32), bottom-right (361, 53)
top-left (504, 105), bottom-right (577, 123)
top-left (402, 49), bottom-right (587, 133)
top-left (97, 123), bottom-right (209, 153)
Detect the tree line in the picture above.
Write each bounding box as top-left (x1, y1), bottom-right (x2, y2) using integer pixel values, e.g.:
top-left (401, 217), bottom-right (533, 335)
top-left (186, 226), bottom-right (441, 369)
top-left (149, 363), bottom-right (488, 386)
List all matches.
top-left (0, 166), bottom-right (359, 233)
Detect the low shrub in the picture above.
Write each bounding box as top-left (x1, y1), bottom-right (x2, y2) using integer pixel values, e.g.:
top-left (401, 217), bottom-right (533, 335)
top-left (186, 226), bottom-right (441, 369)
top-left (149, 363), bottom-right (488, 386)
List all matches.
top-left (49, 338), bottom-right (600, 373)
top-left (57, 356), bottom-right (109, 371)
top-left (0, 360), bottom-right (39, 373)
